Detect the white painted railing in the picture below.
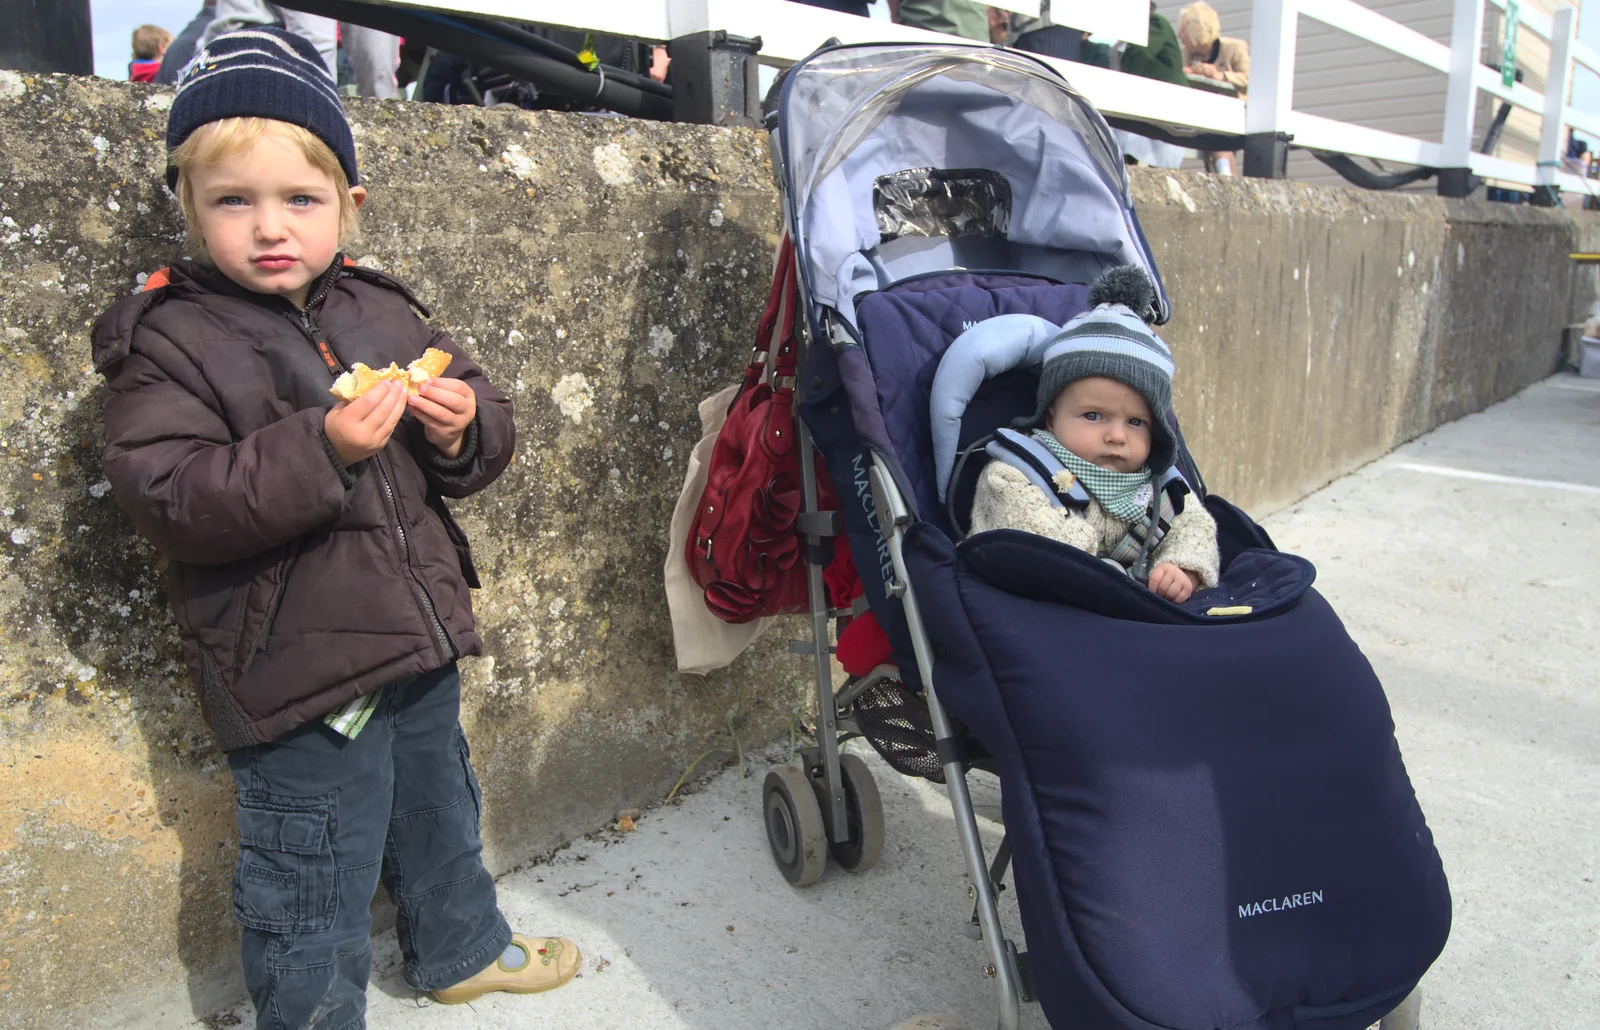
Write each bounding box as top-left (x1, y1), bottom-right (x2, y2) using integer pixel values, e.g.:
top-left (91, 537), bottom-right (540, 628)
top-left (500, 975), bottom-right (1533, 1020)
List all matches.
top-left (1250, 0), bottom-right (1595, 193)
top-left (355, 0), bottom-right (1597, 195)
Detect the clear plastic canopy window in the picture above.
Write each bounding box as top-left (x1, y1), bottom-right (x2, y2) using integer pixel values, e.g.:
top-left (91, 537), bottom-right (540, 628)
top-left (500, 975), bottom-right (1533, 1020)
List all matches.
top-left (777, 45), bottom-right (1170, 327)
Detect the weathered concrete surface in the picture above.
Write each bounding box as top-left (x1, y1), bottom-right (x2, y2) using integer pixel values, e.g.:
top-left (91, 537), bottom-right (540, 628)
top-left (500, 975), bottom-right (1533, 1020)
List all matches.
top-left (1131, 170), bottom-right (1579, 514)
top-left (0, 73), bottom-right (806, 1029)
top-left (0, 71), bottom-right (1592, 1028)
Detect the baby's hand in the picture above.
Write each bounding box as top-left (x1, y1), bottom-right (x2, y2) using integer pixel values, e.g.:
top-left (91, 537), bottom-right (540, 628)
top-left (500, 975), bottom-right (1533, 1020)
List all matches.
top-left (1148, 562), bottom-right (1201, 604)
top-left (407, 377), bottom-right (477, 459)
top-left (324, 379), bottom-right (407, 468)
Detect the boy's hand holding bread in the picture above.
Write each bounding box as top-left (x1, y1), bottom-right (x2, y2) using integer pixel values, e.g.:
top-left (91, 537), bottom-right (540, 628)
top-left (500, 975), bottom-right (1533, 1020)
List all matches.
top-left (407, 376), bottom-right (477, 459)
top-left (325, 379), bottom-right (408, 468)
top-left (324, 347), bottom-right (473, 465)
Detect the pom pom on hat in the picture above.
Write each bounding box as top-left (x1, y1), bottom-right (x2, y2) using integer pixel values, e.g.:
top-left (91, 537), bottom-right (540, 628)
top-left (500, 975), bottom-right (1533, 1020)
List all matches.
top-left (1087, 264), bottom-right (1156, 316)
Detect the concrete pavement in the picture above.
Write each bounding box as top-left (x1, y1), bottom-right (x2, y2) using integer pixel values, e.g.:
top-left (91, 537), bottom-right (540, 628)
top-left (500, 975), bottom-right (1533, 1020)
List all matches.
top-left (1265, 374), bottom-right (1600, 1030)
top-left (181, 376), bottom-right (1598, 1030)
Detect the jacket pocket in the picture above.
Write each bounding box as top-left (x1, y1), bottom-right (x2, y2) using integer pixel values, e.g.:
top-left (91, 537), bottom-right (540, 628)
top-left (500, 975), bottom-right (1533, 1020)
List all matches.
top-left (236, 540), bottom-right (302, 673)
top-left (426, 492), bottom-right (480, 589)
top-left (232, 793), bottom-right (337, 934)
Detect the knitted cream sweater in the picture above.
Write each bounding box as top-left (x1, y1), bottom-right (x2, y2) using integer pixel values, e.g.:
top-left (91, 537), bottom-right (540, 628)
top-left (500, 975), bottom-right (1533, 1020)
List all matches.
top-left (969, 462), bottom-right (1221, 587)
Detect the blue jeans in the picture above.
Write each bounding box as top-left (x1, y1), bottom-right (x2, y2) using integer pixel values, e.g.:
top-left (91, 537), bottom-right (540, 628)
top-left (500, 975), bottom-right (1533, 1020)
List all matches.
top-left (227, 664), bottom-right (511, 1030)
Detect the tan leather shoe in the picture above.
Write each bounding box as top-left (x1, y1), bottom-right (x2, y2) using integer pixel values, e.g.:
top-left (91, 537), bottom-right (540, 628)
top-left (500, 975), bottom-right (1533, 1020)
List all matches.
top-left (431, 933), bottom-right (581, 1005)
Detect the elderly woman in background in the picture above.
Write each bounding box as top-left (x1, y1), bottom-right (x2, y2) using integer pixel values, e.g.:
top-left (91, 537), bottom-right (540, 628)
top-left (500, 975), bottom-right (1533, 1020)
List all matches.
top-left (1178, 1), bottom-right (1248, 174)
top-left (1178, 2), bottom-right (1249, 90)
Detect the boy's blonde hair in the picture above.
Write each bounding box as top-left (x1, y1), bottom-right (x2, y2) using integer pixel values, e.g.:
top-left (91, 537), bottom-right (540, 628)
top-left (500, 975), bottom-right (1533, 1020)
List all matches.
top-left (1178, 3), bottom-right (1222, 49)
top-left (169, 117), bottom-right (360, 252)
top-left (132, 24), bottom-right (172, 61)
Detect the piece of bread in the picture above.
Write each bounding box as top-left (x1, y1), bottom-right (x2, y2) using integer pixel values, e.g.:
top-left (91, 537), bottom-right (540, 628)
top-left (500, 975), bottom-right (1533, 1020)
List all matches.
top-left (329, 348), bottom-right (453, 401)
top-left (411, 347), bottom-right (452, 380)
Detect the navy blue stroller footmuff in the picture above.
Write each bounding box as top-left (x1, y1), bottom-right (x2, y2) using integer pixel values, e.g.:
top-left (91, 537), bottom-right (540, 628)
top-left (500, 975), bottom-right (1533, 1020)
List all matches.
top-left (763, 42), bottom-right (1449, 1030)
top-left (904, 525), bottom-right (1451, 1030)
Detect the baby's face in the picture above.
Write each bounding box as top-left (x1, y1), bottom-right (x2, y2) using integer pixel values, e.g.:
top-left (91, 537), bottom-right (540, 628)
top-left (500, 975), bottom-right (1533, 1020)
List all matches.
top-left (1045, 377), bottom-right (1153, 473)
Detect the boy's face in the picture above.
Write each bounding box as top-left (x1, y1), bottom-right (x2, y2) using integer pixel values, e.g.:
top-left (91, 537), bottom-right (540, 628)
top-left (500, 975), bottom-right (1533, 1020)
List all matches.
top-left (1045, 377), bottom-right (1153, 473)
top-left (185, 133), bottom-right (365, 308)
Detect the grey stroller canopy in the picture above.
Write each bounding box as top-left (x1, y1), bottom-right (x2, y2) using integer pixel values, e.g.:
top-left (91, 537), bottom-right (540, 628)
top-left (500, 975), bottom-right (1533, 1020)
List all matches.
top-left (775, 44), bottom-right (1172, 330)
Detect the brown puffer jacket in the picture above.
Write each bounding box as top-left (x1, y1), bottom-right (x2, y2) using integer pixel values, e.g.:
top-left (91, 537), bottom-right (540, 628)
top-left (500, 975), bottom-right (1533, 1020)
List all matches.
top-left (91, 258), bottom-right (515, 750)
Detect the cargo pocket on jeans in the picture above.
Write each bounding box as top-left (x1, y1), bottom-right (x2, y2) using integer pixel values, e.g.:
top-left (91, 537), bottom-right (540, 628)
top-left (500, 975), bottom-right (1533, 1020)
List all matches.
top-left (233, 794), bottom-right (338, 934)
top-left (454, 727), bottom-right (483, 840)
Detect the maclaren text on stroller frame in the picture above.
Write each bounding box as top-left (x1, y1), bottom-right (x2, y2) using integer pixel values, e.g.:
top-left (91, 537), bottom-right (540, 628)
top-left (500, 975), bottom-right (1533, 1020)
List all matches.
top-left (757, 43), bottom-right (1449, 1030)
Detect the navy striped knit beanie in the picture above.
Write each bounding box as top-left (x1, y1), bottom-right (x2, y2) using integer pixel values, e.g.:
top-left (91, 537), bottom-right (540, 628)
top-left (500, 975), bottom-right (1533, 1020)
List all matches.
top-left (1022, 266), bottom-right (1178, 473)
top-left (166, 27), bottom-right (357, 191)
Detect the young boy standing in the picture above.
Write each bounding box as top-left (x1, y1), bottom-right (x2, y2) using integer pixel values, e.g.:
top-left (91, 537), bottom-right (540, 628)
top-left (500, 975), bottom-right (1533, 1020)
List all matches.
top-left (91, 29), bottom-right (577, 1029)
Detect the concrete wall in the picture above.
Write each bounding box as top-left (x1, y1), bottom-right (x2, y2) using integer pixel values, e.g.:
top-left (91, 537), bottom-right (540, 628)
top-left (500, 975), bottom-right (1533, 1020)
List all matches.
top-left (1130, 170), bottom-right (1576, 512)
top-left (0, 72), bottom-right (1585, 1028)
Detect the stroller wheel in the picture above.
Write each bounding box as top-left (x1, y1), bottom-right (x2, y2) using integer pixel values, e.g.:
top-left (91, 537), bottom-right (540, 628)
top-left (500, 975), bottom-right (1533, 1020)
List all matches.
top-left (830, 753), bottom-right (886, 874)
top-left (763, 766), bottom-right (827, 886)
top-left (1377, 987), bottom-right (1421, 1030)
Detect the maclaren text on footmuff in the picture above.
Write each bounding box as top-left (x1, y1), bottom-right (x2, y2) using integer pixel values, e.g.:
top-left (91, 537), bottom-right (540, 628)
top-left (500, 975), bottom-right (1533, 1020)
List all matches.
top-left (1237, 891), bottom-right (1325, 918)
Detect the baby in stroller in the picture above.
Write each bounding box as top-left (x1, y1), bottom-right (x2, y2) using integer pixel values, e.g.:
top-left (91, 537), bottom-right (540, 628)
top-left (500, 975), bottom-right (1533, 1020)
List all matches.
top-left (966, 267), bottom-right (1219, 602)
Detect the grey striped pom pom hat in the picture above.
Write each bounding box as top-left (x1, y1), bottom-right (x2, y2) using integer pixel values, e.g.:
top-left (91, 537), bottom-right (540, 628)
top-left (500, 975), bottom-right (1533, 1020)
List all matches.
top-left (166, 27), bottom-right (357, 191)
top-left (1022, 265), bottom-right (1178, 474)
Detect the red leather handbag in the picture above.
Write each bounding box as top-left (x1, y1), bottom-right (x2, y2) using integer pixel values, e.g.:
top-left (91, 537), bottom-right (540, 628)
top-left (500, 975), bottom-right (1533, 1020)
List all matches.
top-left (687, 238), bottom-right (826, 623)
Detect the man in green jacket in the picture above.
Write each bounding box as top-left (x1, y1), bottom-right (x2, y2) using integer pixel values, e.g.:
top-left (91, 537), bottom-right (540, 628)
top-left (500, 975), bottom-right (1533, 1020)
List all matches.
top-left (890, 0), bottom-right (991, 42)
top-left (1119, 2), bottom-right (1188, 86)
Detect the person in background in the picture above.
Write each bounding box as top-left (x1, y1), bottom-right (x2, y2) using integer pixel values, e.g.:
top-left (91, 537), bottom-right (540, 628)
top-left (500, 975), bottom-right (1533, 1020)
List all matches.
top-left (1177, 2), bottom-right (1248, 174)
top-left (1566, 130), bottom-right (1589, 174)
top-left (1178, 2), bottom-right (1250, 91)
top-left (1119, 1), bottom-right (1188, 87)
top-left (890, 0), bottom-right (991, 42)
top-left (155, 2), bottom-right (218, 85)
top-left (129, 24), bottom-right (171, 82)
top-left (1005, 1), bottom-right (1087, 61)
top-left (988, 5), bottom-right (1010, 43)
top-left (204, 0), bottom-right (404, 99)
top-left (1109, 3), bottom-right (1189, 169)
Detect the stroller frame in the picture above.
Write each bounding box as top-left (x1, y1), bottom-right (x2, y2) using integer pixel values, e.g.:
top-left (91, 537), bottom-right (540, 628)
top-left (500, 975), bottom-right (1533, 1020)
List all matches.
top-left (778, 415), bottom-right (1030, 1029)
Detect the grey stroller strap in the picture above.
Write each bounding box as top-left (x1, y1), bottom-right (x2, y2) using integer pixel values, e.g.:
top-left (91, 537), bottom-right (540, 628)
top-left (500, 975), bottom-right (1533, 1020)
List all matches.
top-left (946, 432), bottom-right (992, 539)
top-left (985, 428), bottom-right (1094, 509)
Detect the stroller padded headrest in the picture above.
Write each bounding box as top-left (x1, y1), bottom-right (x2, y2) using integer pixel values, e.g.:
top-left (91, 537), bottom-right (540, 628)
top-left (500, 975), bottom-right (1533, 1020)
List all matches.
top-left (931, 314), bottom-right (1061, 501)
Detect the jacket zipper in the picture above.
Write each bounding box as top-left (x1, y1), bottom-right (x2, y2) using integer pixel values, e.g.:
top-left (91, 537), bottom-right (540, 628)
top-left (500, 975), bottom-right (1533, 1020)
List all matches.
top-left (294, 284), bottom-right (456, 662)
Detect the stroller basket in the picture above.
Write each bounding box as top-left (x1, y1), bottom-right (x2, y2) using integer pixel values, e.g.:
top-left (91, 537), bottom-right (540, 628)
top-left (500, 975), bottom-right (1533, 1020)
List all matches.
top-left (850, 675), bottom-right (944, 783)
